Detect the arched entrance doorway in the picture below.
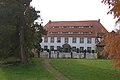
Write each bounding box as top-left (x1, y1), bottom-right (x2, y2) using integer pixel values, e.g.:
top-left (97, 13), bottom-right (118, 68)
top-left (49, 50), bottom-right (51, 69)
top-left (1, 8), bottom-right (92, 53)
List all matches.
top-left (62, 44), bottom-right (71, 52)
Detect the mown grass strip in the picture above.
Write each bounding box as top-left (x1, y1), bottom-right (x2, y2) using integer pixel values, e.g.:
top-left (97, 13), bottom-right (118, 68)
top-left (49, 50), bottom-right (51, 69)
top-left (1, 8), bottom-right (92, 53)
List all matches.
top-left (51, 59), bottom-right (120, 80)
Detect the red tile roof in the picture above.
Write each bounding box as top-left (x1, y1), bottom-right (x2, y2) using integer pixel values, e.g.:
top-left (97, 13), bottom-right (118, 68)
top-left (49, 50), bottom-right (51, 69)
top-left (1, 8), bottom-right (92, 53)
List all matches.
top-left (43, 20), bottom-right (108, 37)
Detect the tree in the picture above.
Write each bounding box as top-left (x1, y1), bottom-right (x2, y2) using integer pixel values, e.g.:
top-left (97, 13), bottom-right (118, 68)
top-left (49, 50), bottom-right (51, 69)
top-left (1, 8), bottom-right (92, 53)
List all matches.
top-left (0, 0), bottom-right (46, 64)
top-left (102, 0), bottom-right (120, 68)
top-left (102, 31), bottom-right (120, 68)
top-left (102, 0), bottom-right (120, 23)
top-left (33, 23), bottom-right (47, 58)
top-left (0, 0), bottom-right (21, 60)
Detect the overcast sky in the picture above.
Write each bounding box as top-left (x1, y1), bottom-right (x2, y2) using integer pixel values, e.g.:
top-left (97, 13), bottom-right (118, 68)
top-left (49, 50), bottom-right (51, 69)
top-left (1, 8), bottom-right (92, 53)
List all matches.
top-left (31, 0), bottom-right (117, 32)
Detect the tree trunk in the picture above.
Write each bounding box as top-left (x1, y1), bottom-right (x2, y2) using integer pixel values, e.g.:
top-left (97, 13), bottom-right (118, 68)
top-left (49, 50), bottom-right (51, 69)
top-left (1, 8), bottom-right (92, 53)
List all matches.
top-left (38, 52), bottom-right (40, 58)
top-left (20, 26), bottom-right (28, 64)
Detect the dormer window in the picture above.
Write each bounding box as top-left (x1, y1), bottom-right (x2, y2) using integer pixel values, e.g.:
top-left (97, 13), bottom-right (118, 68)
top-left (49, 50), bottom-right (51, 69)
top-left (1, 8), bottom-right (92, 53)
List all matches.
top-left (54, 26), bottom-right (59, 28)
top-left (83, 26), bottom-right (89, 28)
top-left (90, 26), bottom-right (93, 28)
top-left (73, 32), bottom-right (79, 34)
top-left (62, 32), bottom-right (69, 34)
top-left (52, 32), bottom-right (58, 34)
top-left (63, 26), bottom-right (69, 28)
top-left (74, 26), bottom-right (79, 28)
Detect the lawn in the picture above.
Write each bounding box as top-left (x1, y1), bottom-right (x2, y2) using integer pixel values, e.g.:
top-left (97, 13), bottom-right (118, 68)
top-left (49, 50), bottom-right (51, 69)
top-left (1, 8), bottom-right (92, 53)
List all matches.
top-left (51, 59), bottom-right (120, 80)
top-left (0, 58), bottom-right (56, 80)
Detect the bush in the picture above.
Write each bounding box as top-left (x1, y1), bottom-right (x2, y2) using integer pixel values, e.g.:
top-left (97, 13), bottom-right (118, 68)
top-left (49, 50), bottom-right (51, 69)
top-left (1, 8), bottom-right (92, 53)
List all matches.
top-left (47, 49), bottom-right (49, 52)
top-left (97, 53), bottom-right (106, 59)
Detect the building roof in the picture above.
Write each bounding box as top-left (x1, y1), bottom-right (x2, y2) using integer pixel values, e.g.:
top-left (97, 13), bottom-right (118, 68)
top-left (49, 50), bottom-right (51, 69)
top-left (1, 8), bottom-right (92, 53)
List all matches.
top-left (43, 20), bottom-right (108, 37)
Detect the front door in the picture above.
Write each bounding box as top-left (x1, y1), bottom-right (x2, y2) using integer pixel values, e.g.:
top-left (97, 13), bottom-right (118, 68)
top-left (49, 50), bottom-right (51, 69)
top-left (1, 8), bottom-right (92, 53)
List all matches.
top-left (62, 44), bottom-right (71, 53)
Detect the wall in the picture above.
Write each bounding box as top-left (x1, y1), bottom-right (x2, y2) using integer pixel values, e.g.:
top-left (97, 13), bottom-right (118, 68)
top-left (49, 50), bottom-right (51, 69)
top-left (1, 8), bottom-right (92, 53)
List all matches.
top-left (41, 37), bottom-right (98, 50)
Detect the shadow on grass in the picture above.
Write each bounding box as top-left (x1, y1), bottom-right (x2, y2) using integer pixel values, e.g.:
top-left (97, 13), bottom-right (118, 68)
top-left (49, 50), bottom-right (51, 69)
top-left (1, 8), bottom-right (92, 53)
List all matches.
top-left (0, 59), bottom-right (56, 80)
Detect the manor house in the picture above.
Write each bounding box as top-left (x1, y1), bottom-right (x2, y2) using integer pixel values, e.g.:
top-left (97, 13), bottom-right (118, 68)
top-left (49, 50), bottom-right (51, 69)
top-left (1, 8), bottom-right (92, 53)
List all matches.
top-left (41, 20), bottom-right (108, 53)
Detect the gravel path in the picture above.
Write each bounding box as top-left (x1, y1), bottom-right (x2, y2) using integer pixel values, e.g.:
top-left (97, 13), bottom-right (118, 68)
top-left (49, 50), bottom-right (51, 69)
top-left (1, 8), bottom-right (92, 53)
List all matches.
top-left (42, 59), bottom-right (69, 80)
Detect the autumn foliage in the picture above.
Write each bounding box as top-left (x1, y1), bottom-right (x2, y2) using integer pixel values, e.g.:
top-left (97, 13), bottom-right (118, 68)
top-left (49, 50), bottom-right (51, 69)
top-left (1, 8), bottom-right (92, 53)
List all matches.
top-left (102, 0), bottom-right (120, 68)
top-left (102, 31), bottom-right (120, 68)
top-left (102, 0), bottom-right (120, 22)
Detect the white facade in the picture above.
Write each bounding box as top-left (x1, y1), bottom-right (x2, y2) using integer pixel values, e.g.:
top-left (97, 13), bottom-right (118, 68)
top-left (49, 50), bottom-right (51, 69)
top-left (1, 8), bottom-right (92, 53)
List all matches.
top-left (41, 37), bottom-right (99, 51)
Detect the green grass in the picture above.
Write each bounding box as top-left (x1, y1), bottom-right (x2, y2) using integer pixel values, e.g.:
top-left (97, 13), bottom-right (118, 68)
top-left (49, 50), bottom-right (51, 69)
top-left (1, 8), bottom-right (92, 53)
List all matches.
top-left (51, 59), bottom-right (120, 80)
top-left (0, 58), bottom-right (56, 80)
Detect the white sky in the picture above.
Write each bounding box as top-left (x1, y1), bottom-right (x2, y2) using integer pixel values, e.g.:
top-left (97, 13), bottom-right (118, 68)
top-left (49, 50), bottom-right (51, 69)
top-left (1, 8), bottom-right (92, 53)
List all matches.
top-left (31, 0), bottom-right (117, 32)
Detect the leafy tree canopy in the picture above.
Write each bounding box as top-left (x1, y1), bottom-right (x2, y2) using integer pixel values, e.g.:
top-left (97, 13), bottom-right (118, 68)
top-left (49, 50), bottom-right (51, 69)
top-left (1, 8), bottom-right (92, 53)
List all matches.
top-left (102, 0), bottom-right (120, 23)
top-left (0, 0), bottom-right (46, 63)
top-left (102, 0), bottom-right (120, 68)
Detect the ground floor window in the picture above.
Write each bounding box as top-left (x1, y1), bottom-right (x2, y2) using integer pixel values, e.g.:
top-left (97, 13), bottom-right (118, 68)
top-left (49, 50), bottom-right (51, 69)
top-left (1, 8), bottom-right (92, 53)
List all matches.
top-left (44, 46), bottom-right (48, 50)
top-left (72, 47), bottom-right (76, 52)
top-left (50, 46), bottom-right (54, 51)
top-left (87, 47), bottom-right (91, 53)
top-left (80, 47), bottom-right (84, 53)
top-left (57, 46), bottom-right (61, 51)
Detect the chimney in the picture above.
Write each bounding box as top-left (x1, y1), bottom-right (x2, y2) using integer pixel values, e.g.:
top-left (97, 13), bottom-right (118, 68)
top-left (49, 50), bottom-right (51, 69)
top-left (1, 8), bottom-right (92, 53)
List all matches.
top-left (49, 20), bottom-right (51, 23)
top-left (98, 19), bottom-right (100, 22)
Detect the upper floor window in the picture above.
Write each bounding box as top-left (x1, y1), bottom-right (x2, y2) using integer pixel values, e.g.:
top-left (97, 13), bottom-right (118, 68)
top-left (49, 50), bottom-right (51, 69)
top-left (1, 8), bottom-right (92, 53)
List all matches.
top-left (44, 37), bottom-right (48, 43)
top-left (87, 38), bottom-right (92, 44)
top-left (64, 37), bottom-right (69, 43)
top-left (72, 37), bottom-right (76, 43)
top-left (50, 37), bottom-right (54, 43)
top-left (80, 38), bottom-right (84, 43)
top-left (57, 37), bottom-right (61, 43)
top-left (95, 38), bottom-right (99, 44)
